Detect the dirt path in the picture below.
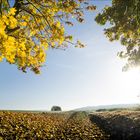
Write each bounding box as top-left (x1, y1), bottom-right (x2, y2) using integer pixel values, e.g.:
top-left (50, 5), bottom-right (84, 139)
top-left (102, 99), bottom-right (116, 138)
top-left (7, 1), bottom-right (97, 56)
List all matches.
top-left (55, 111), bottom-right (110, 139)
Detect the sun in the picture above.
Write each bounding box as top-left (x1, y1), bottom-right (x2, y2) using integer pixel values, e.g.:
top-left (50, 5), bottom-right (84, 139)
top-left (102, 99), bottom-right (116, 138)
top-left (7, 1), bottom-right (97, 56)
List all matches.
top-left (116, 68), bottom-right (140, 103)
top-left (122, 68), bottom-right (140, 87)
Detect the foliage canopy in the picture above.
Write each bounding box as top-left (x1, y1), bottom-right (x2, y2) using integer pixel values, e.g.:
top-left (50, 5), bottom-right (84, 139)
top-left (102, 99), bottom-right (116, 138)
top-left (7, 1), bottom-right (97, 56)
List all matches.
top-left (1, 0), bottom-right (139, 74)
top-left (51, 106), bottom-right (62, 111)
top-left (95, 0), bottom-right (140, 71)
top-left (0, 0), bottom-right (95, 74)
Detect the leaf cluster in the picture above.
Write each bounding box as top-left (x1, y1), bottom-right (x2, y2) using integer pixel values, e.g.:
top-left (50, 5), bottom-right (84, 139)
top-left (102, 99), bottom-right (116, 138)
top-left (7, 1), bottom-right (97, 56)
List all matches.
top-left (0, 0), bottom-right (96, 73)
top-left (95, 0), bottom-right (140, 71)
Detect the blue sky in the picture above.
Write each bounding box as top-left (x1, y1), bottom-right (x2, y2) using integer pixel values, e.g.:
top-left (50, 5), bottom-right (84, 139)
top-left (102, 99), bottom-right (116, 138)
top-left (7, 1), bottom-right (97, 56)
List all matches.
top-left (0, 1), bottom-right (140, 111)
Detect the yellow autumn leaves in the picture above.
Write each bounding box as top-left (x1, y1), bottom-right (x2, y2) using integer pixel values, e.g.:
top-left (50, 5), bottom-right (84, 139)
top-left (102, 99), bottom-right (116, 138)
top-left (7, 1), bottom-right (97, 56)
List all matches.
top-left (0, 111), bottom-right (109, 139)
top-left (0, 8), bottom-right (46, 74)
top-left (0, 8), bottom-right (17, 63)
top-left (0, 6), bottom-right (65, 73)
top-left (0, 0), bottom-right (95, 74)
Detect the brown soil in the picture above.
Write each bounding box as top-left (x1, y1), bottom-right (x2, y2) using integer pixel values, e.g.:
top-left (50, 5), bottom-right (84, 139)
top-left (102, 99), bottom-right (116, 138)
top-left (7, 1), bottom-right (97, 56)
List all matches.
top-left (89, 111), bottom-right (140, 140)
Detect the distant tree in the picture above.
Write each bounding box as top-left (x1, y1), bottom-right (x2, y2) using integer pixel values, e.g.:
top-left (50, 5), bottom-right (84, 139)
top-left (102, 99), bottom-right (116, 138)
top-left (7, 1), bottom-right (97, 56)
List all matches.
top-left (95, 0), bottom-right (140, 71)
top-left (0, 0), bottom-right (96, 74)
top-left (51, 106), bottom-right (62, 111)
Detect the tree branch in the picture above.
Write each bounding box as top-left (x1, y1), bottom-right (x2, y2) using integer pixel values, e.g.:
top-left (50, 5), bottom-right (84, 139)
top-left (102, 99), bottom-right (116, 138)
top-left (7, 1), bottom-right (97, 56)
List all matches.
top-left (7, 26), bottom-right (20, 34)
top-left (26, 0), bottom-right (52, 30)
top-left (0, 0), bottom-right (2, 15)
top-left (13, 0), bottom-right (23, 17)
top-left (6, 0), bottom-right (10, 8)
